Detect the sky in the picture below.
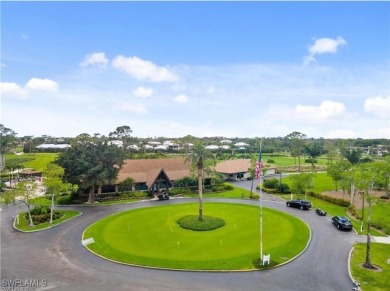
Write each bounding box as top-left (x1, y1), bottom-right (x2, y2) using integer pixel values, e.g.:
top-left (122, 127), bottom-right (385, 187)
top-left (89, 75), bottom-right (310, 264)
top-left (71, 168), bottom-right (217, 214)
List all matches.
top-left (1, 1), bottom-right (390, 139)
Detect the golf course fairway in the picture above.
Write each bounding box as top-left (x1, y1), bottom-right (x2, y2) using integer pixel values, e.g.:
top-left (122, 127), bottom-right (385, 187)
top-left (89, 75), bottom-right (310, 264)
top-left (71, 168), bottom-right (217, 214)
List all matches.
top-left (82, 202), bottom-right (310, 270)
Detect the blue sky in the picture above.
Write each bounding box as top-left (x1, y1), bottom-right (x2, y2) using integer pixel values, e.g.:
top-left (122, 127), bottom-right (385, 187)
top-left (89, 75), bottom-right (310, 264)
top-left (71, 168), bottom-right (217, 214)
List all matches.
top-left (1, 1), bottom-right (389, 139)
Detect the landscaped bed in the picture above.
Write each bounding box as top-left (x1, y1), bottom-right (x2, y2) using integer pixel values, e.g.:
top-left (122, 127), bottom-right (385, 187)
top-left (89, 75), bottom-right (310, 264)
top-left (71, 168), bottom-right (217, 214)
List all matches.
top-left (14, 210), bottom-right (81, 232)
top-left (83, 202), bottom-right (310, 270)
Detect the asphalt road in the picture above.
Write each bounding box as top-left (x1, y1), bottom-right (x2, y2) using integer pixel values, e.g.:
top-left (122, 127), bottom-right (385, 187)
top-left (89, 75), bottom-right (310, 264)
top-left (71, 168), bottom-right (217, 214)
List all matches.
top-left (1, 181), bottom-right (363, 291)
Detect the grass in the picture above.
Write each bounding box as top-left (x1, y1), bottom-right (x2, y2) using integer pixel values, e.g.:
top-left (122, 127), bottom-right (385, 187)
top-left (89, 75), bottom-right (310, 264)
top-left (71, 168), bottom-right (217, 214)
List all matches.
top-left (351, 243), bottom-right (390, 291)
top-left (21, 153), bottom-right (58, 171)
top-left (357, 203), bottom-right (390, 235)
top-left (83, 202), bottom-right (310, 270)
top-left (281, 172), bottom-right (335, 193)
top-left (14, 210), bottom-right (81, 231)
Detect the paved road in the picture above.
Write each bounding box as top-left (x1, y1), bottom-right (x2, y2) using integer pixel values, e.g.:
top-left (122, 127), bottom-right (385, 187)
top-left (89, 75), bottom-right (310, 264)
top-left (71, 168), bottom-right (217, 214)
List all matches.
top-left (1, 182), bottom-right (363, 291)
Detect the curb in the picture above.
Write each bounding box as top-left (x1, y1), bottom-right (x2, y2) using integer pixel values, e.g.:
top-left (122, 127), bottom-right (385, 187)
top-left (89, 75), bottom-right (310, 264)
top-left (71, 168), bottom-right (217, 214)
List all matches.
top-left (348, 247), bottom-right (360, 289)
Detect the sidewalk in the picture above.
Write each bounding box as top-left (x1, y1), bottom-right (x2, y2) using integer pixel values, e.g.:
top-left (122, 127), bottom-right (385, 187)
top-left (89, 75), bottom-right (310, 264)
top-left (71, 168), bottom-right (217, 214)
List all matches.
top-left (358, 235), bottom-right (390, 244)
top-left (371, 236), bottom-right (390, 244)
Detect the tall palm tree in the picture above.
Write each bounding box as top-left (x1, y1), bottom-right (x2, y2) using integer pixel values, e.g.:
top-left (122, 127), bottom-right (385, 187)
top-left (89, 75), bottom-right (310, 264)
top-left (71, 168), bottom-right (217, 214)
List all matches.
top-left (185, 142), bottom-right (215, 221)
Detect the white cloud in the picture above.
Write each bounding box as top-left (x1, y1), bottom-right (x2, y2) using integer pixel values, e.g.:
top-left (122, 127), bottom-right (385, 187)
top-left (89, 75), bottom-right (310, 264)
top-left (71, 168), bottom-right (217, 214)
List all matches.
top-left (79, 52), bottom-right (109, 68)
top-left (294, 100), bottom-right (346, 121)
top-left (304, 36), bottom-right (347, 65)
top-left (132, 87), bottom-right (154, 98)
top-left (112, 55), bottom-right (178, 82)
top-left (0, 82), bottom-right (28, 97)
top-left (173, 94), bottom-right (189, 103)
top-left (364, 96), bottom-right (390, 118)
top-left (116, 102), bottom-right (147, 114)
top-left (206, 86), bottom-right (216, 94)
top-left (21, 33), bottom-right (29, 40)
top-left (26, 78), bottom-right (59, 92)
top-left (1, 63), bottom-right (6, 68)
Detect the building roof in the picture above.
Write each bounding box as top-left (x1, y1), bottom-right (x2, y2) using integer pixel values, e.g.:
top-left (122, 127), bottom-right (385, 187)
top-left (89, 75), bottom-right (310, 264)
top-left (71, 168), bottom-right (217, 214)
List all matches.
top-left (214, 159), bottom-right (252, 174)
top-left (116, 158), bottom-right (191, 187)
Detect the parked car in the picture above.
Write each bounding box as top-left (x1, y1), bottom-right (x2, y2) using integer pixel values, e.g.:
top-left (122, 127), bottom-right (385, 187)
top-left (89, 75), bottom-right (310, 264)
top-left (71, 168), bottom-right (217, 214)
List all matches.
top-left (286, 199), bottom-right (312, 210)
top-left (332, 216), bottom-right (353, 231)
top-left (315, 208), bottom-right (327, 216)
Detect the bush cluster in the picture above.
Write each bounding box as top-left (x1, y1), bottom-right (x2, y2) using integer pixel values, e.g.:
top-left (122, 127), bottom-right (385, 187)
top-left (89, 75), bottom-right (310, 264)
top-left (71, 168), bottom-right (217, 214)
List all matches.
top-left (26, 205), bottom-right (62, 224)
top-left (119, 191), bottom-right (148, 200)
top-left (176, 215), bottom-right (225, 231)
top-left (260, 178), bottom-right (291, 194)
top-left (169, 187), bottom-right (192, 195)
top-left (57, 194), bottom-right (72, 205)
top-left (304, 158), bottom-right (317, 164)
top-left (267, 159), bottom-right (275, 163)
top-left (306, 191), bottom-right (351, 207)
top-left (211, 183), bottom-right (234, 192)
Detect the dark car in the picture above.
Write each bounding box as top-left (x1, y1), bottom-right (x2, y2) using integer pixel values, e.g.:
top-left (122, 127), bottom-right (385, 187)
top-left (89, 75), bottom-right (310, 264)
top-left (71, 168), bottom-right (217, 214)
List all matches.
top-left (286, 199), bottom-right (312, 210)
top-left (315, 208), bottom-right (327, 216)
top-left (332, 216), bottom-right (353, 231)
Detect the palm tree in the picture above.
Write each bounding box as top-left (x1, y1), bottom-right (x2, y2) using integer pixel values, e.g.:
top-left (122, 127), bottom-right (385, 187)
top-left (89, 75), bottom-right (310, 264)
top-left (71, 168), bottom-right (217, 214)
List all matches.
top-left (185, 142), bottom-right (215, 221)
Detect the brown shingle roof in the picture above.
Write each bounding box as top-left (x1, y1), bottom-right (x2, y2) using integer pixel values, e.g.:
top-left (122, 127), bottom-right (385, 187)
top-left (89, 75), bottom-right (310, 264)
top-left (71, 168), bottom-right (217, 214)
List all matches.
top-left (116, 158), bottom-right (191, 187)
top-left (214, 159), bottom-right (252, 174)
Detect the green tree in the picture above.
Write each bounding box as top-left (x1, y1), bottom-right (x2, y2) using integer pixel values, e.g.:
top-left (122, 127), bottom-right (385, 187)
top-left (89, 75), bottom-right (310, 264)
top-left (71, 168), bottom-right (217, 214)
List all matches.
top-left (285, 131), bottom-right (307, 172)
top-left (0, 124), bottom-right (17, 171)
top-left (341, 148), bottom-right (362, 165)
top-left (12, 181), bottom-right (38, 226)
top-left (341, 148), bottom-right (362, 205)
top-left (326, 160), bottom-right (351, 191)
top-left (185, 142), bottom-right (215, 221)
top-left (56, 138), bottom-right (125, 203)
top-left (324, 139), bottom-right (337, 164)
top-left (43, 163), bottom-right (77, 224)
top-left (109, 125), bottom-right (133, 151)
top-left (289, 172), bottom-right (313, 200)
top-left (304, 142), bottom-right (324, 168)
top-left (355, 163), bottom-right (379, 270)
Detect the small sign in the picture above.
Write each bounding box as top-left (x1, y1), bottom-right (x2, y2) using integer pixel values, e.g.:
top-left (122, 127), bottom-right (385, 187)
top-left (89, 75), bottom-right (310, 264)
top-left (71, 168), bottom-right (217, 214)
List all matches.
top-left (82, 237), bottom-right (95, 246)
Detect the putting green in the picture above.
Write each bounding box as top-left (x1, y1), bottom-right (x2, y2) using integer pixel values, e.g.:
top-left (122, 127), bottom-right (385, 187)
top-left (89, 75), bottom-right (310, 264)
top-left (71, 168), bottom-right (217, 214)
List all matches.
top-left (83, 202), bottom-right (310, 270)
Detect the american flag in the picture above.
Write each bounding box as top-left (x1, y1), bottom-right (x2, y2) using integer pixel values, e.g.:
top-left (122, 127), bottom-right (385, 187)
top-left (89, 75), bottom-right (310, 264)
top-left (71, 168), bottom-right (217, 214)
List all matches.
top-left (255, 152), bottom-right (263, 180)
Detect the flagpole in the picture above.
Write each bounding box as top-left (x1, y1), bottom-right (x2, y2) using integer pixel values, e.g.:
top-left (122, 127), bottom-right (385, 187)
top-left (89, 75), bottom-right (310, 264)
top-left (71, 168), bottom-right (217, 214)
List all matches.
top-left (259, 142), bottom-right (263, 265)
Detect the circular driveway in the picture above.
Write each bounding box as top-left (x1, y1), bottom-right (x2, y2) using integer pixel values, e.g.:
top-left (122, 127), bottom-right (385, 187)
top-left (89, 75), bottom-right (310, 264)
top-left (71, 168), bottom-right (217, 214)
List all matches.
top-left (1, 182), bottom-right (361, 291)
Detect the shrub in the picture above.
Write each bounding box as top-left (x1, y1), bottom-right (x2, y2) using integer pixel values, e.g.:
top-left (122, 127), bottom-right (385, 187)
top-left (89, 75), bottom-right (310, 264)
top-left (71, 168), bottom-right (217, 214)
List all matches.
top-left (267, 159), bottom-right (275, 163)
top-left (251, 194), bottom-right (260, 200)
top-left (307, 191), bottom-right (351, 207)
top-left (305, 158), bottom-right (317, 164)
top-left (263, 178), bottom-right (279, 189)
top-left (57, 194), bottom-right (73, 205)
top-left (169, 187), bottom-right (192, 195)
top-left (176, 215), bottom-right (225, 231)
top-left (277, 183), bottom-right (291, 194)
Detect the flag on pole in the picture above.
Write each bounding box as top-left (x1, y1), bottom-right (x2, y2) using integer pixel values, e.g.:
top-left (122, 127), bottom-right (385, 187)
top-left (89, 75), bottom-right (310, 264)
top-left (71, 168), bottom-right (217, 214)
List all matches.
top-left (255, 151), bottom-right (263, 180)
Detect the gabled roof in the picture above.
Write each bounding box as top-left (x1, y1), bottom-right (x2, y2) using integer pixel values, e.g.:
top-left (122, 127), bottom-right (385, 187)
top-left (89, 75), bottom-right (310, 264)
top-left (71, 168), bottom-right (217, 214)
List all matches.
top-left (116, 158), bottom-right (191, 187)
top-left (214, 159), bottom-right (252, 174)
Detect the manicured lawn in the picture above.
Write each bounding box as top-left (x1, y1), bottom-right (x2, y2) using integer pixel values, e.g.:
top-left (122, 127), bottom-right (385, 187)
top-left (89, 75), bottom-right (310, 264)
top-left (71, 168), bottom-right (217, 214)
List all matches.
top-left (351, 243), bottom-right (390, 291)
top-left (21, 153), bottom-right (58, 171)
top-left (15, 210), bottom-right (81, 231)
top-left (282, 172), bottom-right (335, 193)
top-left (357, 203), bottom-right (390, 235)
top-left (83, 202), bottom-right (310, 270)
